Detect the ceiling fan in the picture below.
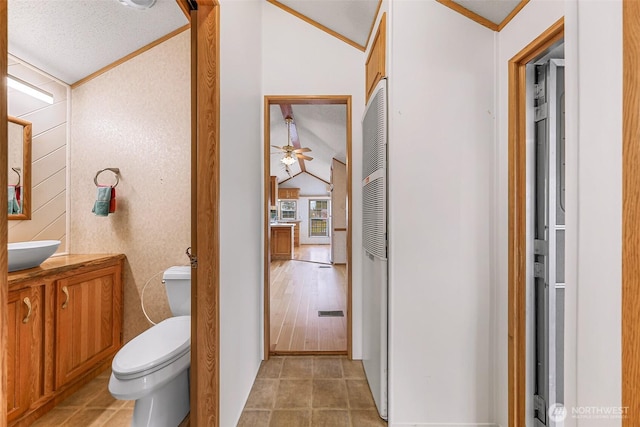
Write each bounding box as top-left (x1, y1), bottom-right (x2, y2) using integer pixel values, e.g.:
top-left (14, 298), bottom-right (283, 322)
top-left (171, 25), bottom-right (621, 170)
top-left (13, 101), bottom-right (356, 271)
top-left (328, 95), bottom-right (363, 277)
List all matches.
top-left (272, 117), bottom-right (313, 165)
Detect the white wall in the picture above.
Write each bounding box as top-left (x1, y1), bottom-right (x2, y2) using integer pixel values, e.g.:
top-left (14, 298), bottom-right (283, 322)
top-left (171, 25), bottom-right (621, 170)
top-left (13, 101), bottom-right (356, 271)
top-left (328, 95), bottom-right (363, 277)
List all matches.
top-left (387, 1), bottom-right (495, 425)
top-left (565, 1), bottom-right (622, 425)
top-left (331, 158), bottom-right (347, 263)
top-left (262, 1), bottom-right (366, 356)
top-left (219, 1), bottom-right (264, 426)
top-left (279, 172), bottom-right (329, 196)
top-left (495, 2), bottom-right (623, 426)
top-left (494, 3), bottom-right (565, 426)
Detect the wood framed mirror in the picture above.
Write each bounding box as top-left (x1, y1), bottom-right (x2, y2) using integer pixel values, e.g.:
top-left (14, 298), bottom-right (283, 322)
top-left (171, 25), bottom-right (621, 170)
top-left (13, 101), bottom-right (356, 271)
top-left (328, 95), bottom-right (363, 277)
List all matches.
top-left (8, 115), bottom-right (32, 220)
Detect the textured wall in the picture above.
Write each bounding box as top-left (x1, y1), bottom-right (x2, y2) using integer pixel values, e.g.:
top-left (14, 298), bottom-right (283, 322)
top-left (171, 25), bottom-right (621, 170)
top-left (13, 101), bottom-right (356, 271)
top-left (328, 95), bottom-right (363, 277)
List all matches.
top-left (70, 30), bottom-right (190, 342)
top-left (8, 56), bottom-right (68, 250)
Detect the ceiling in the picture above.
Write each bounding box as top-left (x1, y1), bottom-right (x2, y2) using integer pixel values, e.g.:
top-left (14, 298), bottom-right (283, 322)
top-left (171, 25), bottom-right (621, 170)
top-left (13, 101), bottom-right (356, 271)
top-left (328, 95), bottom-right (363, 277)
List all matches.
top-left (8, 0), bottom-right (188, 85)
top-left (270, 103), bottom-right (347, 185)
top-left (272, 0), bottom-right (380, 49)
top-left (452, 0), bottom-right (524, 26)
top-left (6, 0), bottom-right (527, 189)
top-left (6, 0), bottom-right (529, 87)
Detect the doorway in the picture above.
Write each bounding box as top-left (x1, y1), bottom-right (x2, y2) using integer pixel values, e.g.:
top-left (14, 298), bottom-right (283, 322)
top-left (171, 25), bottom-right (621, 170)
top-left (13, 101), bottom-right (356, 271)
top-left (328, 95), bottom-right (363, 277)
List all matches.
top-left (507, 18), bottom-right (564, 427)
top-left (263, 95), bottom-right (352, 358)
top-left (530, 51), bottom-right (565, 427)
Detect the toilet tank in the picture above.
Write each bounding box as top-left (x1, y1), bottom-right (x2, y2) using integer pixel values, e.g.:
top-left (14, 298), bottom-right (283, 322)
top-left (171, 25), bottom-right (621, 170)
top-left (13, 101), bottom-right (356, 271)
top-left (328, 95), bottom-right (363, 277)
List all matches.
top-left (163, 266), bottom-right (191, 316)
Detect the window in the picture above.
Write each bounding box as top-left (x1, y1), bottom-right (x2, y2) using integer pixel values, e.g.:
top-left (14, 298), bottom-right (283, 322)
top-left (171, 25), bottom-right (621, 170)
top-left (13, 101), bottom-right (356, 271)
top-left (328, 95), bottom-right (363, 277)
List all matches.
top-left (309, 200), bottom-right (329, 237)
top-left (279, 200), bottom-right (297, 220)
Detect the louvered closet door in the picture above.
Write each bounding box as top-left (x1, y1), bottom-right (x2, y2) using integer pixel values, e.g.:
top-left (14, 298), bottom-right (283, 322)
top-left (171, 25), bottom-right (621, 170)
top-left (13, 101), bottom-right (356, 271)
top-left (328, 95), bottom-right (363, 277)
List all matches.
top-left (361, 78), bottom-right (388, 420)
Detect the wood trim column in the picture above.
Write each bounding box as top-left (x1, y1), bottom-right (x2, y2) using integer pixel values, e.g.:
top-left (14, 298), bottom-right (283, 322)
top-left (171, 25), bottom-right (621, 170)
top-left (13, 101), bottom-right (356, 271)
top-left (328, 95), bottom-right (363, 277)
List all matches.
top-left (345, 96), bottom-right (353, 359)
top-left (507, 57), bottom-right (526, 427)
top-left (1, 1), bottom-right (8, 425)
top-left (191, 1), bottom-right (220, 426)
top-left (263, 97), bottom-right (271, 360)
top-left (623, 1), bottom-right (640, 423)
top-left (507, 18), bottom-right (563, 427)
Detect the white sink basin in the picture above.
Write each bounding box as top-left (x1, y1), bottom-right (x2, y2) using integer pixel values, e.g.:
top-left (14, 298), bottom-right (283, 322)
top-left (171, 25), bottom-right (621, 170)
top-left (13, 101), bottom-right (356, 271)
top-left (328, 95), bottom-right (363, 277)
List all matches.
top-left (8, 240), bottom-right (61, 272)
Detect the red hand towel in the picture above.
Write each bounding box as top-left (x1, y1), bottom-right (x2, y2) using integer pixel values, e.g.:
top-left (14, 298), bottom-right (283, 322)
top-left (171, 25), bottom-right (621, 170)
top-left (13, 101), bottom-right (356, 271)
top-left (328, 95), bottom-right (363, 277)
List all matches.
top-left (109, 187), bottom-right (116, 213)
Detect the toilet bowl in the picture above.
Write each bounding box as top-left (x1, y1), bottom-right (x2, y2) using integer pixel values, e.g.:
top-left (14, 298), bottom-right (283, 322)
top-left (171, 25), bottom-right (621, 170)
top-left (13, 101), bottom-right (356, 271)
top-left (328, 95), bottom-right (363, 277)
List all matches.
top-left (109, 266), bottom-right (192, 427)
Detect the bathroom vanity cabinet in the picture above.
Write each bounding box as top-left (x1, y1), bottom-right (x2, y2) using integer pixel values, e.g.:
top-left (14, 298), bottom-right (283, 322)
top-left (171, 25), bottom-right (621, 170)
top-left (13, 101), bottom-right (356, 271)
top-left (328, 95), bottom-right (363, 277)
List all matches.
top-left (7, 254), bottom-right (124, 427)
top-left (7, 283), bottom-right (47, 423)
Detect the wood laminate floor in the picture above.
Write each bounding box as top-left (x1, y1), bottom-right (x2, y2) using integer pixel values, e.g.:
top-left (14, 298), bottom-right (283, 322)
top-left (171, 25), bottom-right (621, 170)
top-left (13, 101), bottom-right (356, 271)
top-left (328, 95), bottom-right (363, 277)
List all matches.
top-left (293, 244), bottom-right (332, 264)
top-left (271, 246), bottom-right (347, 353)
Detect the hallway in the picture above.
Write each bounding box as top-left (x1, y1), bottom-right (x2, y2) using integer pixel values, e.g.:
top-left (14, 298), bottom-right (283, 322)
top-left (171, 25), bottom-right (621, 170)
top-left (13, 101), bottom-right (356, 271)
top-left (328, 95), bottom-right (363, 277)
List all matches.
top-left (238, 356), bottom-right (386, 427)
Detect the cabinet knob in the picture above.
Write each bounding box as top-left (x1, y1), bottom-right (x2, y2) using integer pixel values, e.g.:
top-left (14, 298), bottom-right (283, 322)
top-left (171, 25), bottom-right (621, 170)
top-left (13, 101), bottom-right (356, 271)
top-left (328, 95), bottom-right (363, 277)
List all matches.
top-left (22, 297), bottom-right (32, 324)
top-left (62, 286), bottom-right (69, 309)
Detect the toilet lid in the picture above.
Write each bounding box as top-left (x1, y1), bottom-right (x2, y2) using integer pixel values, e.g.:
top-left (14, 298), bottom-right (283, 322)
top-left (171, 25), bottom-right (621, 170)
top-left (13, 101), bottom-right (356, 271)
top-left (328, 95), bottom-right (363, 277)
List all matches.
top-left (112, 316), bottom-right (190, 379)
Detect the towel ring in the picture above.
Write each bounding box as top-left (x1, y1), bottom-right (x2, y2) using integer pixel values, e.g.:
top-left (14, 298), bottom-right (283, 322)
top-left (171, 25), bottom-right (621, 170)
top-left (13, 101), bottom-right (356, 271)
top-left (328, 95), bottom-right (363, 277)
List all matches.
top-left (11, 167), bottom-right (20, 186)
top-left (94, 168), bottom-right (120, 187)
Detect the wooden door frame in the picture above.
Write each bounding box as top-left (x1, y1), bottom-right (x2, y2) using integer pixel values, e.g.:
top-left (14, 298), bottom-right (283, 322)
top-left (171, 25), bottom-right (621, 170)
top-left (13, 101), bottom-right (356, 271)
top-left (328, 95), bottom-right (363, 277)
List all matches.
top-left (189, 1), bottom-right (220, 426)
top-left (1, 2), bottom-right (9, 426)
top-left (623, 1), bottom-right (640, 423)
top-left (507, 18), bottom-right (563, 427)
top-left (263, 95), bottom-right (353, 360)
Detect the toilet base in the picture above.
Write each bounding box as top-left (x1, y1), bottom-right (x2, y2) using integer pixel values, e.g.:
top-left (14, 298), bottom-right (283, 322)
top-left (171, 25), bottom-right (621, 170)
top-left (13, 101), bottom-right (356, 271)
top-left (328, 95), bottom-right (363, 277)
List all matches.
top-left (131, 369), bottom-right (190, 427)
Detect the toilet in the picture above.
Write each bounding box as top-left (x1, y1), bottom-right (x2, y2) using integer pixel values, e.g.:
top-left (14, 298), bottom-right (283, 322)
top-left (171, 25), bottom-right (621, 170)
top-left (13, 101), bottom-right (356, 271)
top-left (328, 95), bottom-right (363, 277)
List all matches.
top-left (109, 266), bottom-right (191, 427)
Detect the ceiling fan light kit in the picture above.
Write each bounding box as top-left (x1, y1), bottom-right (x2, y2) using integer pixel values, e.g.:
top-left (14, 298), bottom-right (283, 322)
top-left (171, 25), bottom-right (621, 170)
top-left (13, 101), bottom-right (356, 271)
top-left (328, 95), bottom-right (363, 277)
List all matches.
top-left (275, 116), bottom-right (314, 166)
top-left (281, 153), bottom-right (297, 166)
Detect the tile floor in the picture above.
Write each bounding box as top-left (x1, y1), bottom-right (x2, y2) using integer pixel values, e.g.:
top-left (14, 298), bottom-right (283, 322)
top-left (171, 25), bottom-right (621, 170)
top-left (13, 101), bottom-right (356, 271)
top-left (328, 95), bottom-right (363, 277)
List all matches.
top-left (238, 356), bottom-right (387, 427)
top-left (31, 369), bottom-right (133, 427)
top-left (31, 355), bottom-right (385, 427)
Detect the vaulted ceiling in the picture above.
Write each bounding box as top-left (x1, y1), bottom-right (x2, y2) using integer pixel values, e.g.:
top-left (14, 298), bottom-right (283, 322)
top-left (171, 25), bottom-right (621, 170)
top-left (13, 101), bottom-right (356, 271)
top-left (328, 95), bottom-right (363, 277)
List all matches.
top-left (7, 0), bottom-right (529, 86)
top-left (270, 103), bottom-right (347, 185)
top-left (7, 0), bottom-right (529, 190)
top-left (8, 0), bottom-right (188, 85)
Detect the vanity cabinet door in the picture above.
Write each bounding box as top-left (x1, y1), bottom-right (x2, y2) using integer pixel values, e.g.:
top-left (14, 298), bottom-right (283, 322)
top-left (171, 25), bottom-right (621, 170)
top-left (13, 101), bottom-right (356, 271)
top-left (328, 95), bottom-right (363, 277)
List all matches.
top-left (7, 284), bottom-right (47, 424)
top-left (55, 264), bottom-right (123, 390)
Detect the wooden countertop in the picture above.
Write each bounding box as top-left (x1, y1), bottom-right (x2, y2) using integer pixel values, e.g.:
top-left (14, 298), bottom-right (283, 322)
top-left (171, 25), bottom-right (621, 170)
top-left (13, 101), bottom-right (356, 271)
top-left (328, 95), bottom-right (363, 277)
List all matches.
top-left (9, 253), bottom-right (126, 286)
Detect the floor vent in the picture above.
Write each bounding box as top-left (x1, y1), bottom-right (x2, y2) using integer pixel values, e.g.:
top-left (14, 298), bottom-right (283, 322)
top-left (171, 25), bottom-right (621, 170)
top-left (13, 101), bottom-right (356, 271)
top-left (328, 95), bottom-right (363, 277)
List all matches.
top-left (318, 310), bottom-right (344, 317)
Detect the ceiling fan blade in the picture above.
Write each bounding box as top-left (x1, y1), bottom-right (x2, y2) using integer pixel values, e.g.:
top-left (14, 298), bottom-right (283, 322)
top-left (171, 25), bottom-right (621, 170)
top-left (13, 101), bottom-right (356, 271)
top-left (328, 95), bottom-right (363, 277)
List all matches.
top-left (294, 147), bottom-right (311, 153)
top-left (271, 145), bottom-right (285, 150)
top-left (297, 154), bottom-right (313, 161)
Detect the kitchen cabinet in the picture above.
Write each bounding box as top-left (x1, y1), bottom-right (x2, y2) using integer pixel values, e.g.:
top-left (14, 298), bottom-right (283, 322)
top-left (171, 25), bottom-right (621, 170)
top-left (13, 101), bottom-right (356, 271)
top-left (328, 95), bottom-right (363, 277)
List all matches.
top-left (7, 283), bottom-right (47, 424)
top-left (365, 13), bottom-right (386, 103)
top-left (7, 254), bottom-right (124, 427)
top-left (270, 176), bottom-right (278, 208)
top-left (271, 224), bottom-right (294, 260)
top-left (278, 187), bottom-right (300, 200)
top-left (55, 263), bottom-right (123, 389)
